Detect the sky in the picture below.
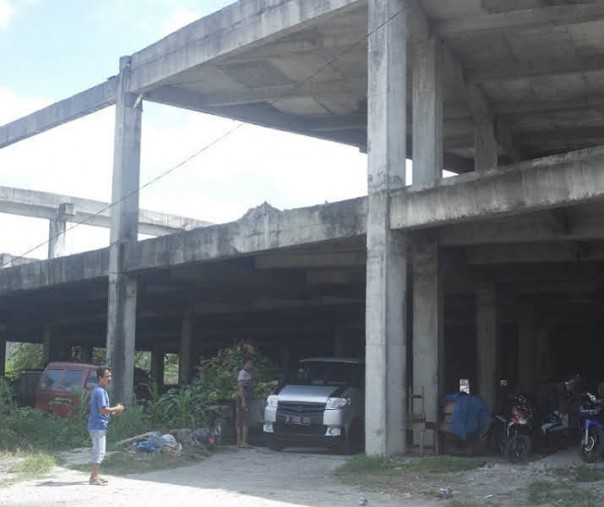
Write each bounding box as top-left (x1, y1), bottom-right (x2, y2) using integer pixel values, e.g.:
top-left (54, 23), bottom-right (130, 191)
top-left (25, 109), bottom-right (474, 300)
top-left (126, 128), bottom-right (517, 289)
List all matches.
top-left (0, 0), bottom-right (369, 259)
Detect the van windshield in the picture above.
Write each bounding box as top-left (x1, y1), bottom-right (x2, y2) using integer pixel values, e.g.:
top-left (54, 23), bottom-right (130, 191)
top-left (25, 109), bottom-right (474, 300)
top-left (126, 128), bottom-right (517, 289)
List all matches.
top-left (294, 361), bottom-right (364, 388)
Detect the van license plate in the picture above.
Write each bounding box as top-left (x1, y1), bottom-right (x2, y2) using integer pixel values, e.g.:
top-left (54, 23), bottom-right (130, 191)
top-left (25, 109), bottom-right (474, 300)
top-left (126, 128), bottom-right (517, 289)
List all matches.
top-left (285, 415), bottom-right (311, 425)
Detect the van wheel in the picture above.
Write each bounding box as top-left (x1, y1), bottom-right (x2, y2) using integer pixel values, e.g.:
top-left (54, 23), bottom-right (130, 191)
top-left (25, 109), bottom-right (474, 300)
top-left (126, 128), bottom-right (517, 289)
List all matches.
top-left (266, 437), bottom-right (283, 451)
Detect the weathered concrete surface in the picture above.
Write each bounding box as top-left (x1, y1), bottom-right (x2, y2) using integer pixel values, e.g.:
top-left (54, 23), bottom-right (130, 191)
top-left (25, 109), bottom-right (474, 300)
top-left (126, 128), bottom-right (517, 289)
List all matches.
top-left (0, 198), bottom-right (366, 294)
top-left (0, 79), bottom-right (116, 149)
top-left (364, 0), bottom-right (408, 456)
top-left (124, 198), bottom-right (367, 272)
top-left (391, 149), bottom-right (604, 229)
top-left (0, 249), bottom-right (108, 293)
top-left (0, 186), bottom-right (210, 236)
top-left (128, 0), bottom-right (360, 92)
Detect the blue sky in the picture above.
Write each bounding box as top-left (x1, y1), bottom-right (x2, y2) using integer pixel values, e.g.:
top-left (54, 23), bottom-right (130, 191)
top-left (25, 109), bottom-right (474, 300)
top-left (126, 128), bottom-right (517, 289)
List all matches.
top-left (0, 0), bottom-right (368, 259)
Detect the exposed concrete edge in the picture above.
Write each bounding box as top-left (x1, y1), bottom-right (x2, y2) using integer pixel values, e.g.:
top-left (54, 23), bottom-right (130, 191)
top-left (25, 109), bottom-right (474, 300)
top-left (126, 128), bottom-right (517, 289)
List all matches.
top-left (0, 198), bottom-right (366, 293)
top-left (0, 248), bottom-right (109, 293)
top-left (124, 197), bottom-right (368, 271)
top-left (392, 151), bottom-right (604, 229)
top-left (0, 185), bottom-right (211, 236)
top-left (0, 78), bottom-right (117, 149)
top-left (129, 0), bottom-right (362, 92)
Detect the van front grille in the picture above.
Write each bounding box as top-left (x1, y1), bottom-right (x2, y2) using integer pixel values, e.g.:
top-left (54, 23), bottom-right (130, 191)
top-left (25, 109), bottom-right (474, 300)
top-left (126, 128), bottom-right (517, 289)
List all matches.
top-left (277, 402), bottom-right (325, 415)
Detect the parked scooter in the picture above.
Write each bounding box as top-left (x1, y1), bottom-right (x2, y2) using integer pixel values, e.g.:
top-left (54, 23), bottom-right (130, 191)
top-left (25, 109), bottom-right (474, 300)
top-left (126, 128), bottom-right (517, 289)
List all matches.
top-left (576, 392), bottom-right (604, 463)
top-left (486, 393), bottom-right (535, 463)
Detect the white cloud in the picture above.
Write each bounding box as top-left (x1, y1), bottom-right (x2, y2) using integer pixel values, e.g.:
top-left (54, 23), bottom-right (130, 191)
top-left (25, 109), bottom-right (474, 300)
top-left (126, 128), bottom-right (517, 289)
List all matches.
top-left (158, 6), bottom-right (201, 37)
top-left (0, 0), bottom-right (14, 28)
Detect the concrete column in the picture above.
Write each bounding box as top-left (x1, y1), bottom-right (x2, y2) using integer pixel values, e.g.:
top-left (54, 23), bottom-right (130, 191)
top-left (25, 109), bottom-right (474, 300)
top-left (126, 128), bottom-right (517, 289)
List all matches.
top-left (0, 337), bottom-right (6, 377)
top-left (106, 56), bottom-right (142, 404)
top-left (179, 308), bottom-right (193, 384)
top-left (476, 281), bottom-right (499, 411)
top-left (474, 115), bottom-right (498, 172)
top-left (365, 0), bottom-right (408, 456)
top-left (536, 319), bottom-right (554, 385)
top-left (412, 235), bottom-right (443, 423)
top-left (518, 301), bottom-right (537, 395)
top-left (151, 347), bottom-right (164, 390)
top-left (48, 202), bottom-right (75, 259)
top-left (42, 323), bottom-right (51, 363)
top-left (412, 38), bottom-right (443, 184)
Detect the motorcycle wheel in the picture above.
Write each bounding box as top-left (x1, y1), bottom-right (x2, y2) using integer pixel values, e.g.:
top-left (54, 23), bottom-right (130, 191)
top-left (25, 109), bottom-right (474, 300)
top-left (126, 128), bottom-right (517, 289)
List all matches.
top-left (505, 434), bottom-right (531, 463)
top-left (580, 427), bottom-right (601, 463)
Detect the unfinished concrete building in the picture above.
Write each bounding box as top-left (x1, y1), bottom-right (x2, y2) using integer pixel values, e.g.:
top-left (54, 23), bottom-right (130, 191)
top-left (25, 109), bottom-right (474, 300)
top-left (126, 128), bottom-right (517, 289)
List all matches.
top-left (2, 0), bottom-right (604, 455)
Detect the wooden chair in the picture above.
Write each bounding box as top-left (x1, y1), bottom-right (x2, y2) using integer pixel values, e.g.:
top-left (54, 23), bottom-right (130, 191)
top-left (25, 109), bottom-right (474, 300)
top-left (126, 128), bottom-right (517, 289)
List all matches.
top-left (408, 386), bottom-right (439, 456)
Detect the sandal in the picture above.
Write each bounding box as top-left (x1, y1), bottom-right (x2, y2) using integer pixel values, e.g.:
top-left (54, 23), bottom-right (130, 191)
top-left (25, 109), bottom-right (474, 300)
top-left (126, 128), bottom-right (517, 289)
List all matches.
top-left (239, 443), bottom-right (253, 449)
top-left (89, 478), bottom-right (107, 486)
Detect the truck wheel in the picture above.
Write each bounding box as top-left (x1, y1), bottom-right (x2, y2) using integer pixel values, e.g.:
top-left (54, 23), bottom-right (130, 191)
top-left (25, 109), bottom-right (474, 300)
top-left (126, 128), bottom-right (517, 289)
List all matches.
top-left (266, 437), bottom-right (283, 451)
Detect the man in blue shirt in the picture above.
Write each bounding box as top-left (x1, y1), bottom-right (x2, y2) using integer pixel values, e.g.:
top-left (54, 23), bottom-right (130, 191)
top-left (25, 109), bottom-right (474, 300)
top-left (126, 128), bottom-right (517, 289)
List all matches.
top-left (88, 366), bottom-right (124, 486)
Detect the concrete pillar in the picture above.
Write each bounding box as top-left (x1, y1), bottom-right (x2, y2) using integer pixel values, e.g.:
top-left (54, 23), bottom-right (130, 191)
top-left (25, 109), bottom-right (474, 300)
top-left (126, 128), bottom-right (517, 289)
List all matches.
top-left (48, 202), bottom-right (75, 259)
top-left (151, 347), bottom-right (164, 390)
top-left (474, 115), bottom-right (498, 172)
top-left (365, 0), bottom-right (408, 456)
top-left (518, 301), bottom-right (537, 396)
top-left (42, 323), bottom-right (67, 362)
top-left (476, 281), bottom-right (499, 411)
top-left (0, 337), bottom-right (6, 376)
top-left (179, 308), bottom-right (193, 384)
top-left (412, 38), bottom-right (443, 184)
top-left (536, 319), bottom-right (554, 385)
top-left (412, 234), bottom-right (443, 423)
top-left (106, 56), bottom-right (142, 404)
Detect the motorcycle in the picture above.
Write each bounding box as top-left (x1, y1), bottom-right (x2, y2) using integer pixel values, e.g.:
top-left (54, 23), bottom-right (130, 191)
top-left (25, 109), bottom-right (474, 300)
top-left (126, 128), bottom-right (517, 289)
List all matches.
top-left (576, 392), bottom-right (604, 463)
top-left (486, 393), bottom-right (535, 463)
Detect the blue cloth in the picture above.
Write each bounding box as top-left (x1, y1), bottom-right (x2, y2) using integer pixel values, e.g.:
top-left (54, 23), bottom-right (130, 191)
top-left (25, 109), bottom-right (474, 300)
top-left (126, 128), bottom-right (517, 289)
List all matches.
top-left (442, 393), bottom-right (491, 440)
top-left (88, 385), bottom-right (110, 430)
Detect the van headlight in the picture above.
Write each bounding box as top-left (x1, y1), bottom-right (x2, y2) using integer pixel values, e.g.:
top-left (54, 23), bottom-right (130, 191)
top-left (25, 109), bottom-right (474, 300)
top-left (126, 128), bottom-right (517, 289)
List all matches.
top-left (326, 397), bottom-right (351, 409)
top-left (266, 395), bottom-right (279, 408)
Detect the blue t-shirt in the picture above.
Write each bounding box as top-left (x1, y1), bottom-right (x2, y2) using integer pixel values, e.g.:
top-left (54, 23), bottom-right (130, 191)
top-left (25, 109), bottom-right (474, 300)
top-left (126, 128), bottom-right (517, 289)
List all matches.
top-left (88, 385), bottom-right (110, 430)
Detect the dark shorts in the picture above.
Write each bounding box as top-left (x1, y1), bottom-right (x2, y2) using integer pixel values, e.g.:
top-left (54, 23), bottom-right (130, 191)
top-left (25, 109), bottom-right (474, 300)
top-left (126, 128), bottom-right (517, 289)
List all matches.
top-left (236, 398), bottom-right (251, 427)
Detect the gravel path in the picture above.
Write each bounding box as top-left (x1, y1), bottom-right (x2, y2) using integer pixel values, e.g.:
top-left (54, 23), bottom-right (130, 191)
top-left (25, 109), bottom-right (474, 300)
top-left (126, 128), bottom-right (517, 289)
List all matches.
top-left (0, 446), bottom-right (440, 507)
top-left (3, 445), bottom-right (603, 506)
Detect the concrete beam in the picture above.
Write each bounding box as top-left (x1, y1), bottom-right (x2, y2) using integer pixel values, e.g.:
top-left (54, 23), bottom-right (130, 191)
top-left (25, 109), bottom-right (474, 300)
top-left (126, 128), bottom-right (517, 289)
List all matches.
top-left (439, 207), bottom-right (604, 246)
top-left (197, 78), bottom-right (367, 108)
top-left (390, 147), bottom-right (604, 229)
top-left (0, 79), bottom-right (117, 149)
top-left (0, 249), bottom-right (108, 292)
top-left (465, 243), bottom-right (604, 265)
top-left (435, 3), bottom-right (604, 38)
top-left (466, 53), bottom-right (604, 83)
top-left (128, 0), bottom-right (360, 92)
top-left (0, 186), bottom-right (210, 236)
top-left (128, 198), bottom-right (366, 272)
top-left (255, 251), bottom-right (366, 269)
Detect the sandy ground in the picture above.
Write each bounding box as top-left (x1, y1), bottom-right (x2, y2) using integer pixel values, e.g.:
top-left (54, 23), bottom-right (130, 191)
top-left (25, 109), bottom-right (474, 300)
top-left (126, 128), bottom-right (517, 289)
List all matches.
top-left (2, 445), bottom-right (604, 507)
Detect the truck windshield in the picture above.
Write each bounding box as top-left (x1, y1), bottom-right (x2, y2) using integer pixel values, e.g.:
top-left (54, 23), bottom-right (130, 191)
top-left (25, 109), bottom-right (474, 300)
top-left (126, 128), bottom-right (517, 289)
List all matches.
top-left (295, 361), bottom-right (364, 388)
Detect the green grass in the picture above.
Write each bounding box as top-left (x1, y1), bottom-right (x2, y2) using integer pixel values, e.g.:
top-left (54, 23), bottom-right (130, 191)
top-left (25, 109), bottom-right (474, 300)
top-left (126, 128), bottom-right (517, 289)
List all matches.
top-left (0, 450), bottom-right (57, 487)
top-left (574, 465), bottom-right (604, 483)
top-left (527, 479), bottom-right (596, 506)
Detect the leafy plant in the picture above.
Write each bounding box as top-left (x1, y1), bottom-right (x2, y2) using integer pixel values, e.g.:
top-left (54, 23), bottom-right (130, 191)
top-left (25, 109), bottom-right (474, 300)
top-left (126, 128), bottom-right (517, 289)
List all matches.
top-left (193, 341), bottom-right (277, 404)
top-left (5, 343), bottom-right (44, 378)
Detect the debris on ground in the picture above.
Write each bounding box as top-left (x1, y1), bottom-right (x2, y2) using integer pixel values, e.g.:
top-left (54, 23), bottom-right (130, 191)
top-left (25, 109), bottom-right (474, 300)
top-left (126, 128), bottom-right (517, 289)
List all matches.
top-left (436, 487), bottom-right (453, 499)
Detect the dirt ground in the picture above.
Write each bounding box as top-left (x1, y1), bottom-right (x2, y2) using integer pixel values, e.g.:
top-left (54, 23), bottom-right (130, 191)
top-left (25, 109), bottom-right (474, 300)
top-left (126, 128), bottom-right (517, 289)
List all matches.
top-left (1, 445), bottom-right (604, 507)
